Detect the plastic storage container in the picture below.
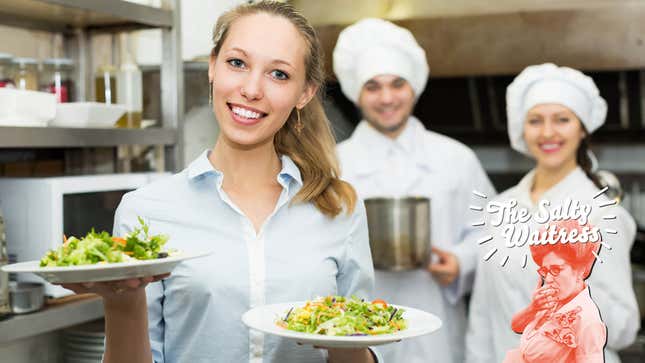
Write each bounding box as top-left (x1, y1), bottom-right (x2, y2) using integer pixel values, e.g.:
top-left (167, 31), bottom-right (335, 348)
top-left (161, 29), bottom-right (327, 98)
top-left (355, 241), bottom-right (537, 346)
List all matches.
top-left (52, 102), bottom-right (126, 128)
top-left (0, 88), bottom-right (57, 127)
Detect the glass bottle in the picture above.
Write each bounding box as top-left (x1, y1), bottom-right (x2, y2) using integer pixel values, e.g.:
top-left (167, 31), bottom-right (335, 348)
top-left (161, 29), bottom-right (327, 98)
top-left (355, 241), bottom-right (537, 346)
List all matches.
top-left (12, 57), bottom-right (39, 91)
top-left (0, 53), bottom-right (15, 88)
top-left (95, 63), bottom-right (118, 104)
top-left (41, 58), bottom-right (75, 103)
top-left (116, 33), bottom-right (142, 128)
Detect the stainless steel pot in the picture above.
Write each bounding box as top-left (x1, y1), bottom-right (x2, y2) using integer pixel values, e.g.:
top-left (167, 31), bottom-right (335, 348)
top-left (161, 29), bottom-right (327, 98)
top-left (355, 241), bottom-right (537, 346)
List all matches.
top-left (364, 197), bottom-right (431, 271)
top-left (9, 282), bottom-right (44, 314)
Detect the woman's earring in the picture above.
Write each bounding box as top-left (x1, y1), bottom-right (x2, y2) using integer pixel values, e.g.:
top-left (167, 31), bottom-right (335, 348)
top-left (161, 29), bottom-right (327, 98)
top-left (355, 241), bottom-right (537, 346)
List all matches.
top-left (294, 108), bottom-right (304, 134)
top-left (209, 81), bottom-right (213, 105)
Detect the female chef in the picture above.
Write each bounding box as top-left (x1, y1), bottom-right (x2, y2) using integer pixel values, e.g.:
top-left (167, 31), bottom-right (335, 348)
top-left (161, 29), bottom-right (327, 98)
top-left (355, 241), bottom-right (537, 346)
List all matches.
top-left (465, 63), bottom-right (639, 363)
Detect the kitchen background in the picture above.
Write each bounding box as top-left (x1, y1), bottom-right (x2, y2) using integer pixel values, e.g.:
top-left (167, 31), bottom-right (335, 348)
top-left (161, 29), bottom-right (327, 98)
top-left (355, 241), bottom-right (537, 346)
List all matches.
top-left (0, 0), bottom-right (644, 362)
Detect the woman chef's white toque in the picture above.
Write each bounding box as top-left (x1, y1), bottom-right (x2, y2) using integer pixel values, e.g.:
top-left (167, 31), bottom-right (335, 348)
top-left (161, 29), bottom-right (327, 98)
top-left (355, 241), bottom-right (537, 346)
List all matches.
top-left (333, 18), bottom-right (429, 103)
top-left (506, 63), bottom-right (607, 170)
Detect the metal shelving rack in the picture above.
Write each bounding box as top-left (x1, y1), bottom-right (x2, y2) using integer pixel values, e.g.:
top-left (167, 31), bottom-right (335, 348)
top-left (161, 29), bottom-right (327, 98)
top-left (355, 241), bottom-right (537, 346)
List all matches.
top-left (0, 0), bottom-right (182, 342)
top-left (0, 0), bottom-right (184, 171)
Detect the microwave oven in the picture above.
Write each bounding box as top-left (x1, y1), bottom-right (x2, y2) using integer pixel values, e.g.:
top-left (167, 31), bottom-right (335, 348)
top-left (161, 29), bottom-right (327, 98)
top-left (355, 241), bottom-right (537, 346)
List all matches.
top-left (0, 172), bottom-right (168, 297)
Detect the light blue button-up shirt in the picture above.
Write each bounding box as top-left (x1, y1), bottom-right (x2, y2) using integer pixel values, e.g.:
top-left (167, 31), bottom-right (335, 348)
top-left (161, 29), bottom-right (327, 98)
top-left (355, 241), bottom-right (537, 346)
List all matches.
top-left (113, 150), bottom-right (376, 363)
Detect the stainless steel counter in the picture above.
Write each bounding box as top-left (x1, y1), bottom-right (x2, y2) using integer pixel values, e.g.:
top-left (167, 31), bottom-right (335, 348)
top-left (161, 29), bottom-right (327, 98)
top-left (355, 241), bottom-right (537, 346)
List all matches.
top-left (0, 295), bottom-right (103, 344)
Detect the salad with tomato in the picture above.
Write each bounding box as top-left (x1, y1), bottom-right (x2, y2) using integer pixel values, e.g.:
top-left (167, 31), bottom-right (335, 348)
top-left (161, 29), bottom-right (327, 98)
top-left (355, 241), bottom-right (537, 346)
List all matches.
top-left (39, 217), bottom-right (170, 267)
top-left (276, 295), bottom-right (406, 336)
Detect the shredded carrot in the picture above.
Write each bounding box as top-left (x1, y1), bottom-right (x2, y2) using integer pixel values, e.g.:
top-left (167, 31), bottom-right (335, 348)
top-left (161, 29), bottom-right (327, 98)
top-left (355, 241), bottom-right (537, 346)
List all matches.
top-left (112, 237), bottom-right (127, 246)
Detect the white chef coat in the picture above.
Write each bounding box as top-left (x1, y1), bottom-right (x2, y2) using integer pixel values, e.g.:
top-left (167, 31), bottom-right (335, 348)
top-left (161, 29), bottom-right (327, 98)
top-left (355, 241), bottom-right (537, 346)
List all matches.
top-left (337, 117), bottom-right (496, 363)
top-left (465, 167), bottom-right (639, 363)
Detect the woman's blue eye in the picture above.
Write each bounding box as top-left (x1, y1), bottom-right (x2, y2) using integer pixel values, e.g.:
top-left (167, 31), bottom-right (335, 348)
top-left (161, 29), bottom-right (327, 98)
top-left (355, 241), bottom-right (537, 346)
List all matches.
top-left (227, 59), bottom-right (245, 68)
top-left (527, 118), bottom-right (541, 125)
top-left (271, 70), bottom-right (289, 80)
top-left (558, 117), bottom-right (570, 123)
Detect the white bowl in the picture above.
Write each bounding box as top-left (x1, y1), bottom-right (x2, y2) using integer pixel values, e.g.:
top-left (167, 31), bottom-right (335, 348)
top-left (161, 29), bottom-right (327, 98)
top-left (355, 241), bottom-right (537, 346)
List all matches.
top-left (52, 102), bottom-right (127, 128)
top-left (0, 88), bottom-right (56, 126)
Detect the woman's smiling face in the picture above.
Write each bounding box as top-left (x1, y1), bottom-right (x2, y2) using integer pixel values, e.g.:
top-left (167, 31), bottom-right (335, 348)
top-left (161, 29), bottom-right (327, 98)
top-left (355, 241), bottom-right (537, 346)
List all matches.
top-left (209, 12), bottom-right (315, 149)
top-left (523, 103), bottom-right (585, 171)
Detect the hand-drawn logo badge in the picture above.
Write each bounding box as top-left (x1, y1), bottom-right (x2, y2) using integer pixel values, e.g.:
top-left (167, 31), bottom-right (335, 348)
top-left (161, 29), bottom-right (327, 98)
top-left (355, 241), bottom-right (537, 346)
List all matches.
top-left (469, 187), bottom-right (617, 268)
top-left (470, 188), bottom-right (615, 362)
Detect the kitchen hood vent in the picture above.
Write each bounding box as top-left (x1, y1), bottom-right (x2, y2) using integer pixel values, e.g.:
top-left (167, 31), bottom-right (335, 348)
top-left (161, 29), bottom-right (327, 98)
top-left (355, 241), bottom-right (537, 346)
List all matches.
top-left (291, 0), bottom-right (645, 77)
top-left (325, 69), bottom-right (645, 145)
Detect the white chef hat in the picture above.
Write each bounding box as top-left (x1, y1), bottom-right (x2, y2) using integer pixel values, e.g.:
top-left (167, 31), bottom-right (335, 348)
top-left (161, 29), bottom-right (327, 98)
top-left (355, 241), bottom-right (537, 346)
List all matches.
top-left (333, 18), bottom-right (429, 104)
top-left (506, 63), bottom-right (607, 155)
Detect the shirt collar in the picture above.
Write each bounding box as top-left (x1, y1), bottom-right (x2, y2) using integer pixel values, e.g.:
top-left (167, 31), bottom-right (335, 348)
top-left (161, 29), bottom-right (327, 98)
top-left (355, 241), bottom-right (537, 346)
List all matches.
top-left (353, 120), bottom-right (391, 155)
top-left (517, 166), bottom-right (587, 207)
top-left (350, 116), bottom-right (427, 174)
top-left (277, 154), bottom-right (303, 189)
top-left (355, 116), bottom-right (417, 151)
top-left (187, 149), bottom-right (220, 179)
top-left (395, 115), bottom-right (419, 155)
top-left (187, 149), bottom-right (302, 189)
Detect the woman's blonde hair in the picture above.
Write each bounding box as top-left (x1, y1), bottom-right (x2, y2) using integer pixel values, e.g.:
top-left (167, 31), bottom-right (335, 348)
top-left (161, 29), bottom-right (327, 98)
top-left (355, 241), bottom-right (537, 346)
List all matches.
top-left (211, 1), bottom-right (356, 217)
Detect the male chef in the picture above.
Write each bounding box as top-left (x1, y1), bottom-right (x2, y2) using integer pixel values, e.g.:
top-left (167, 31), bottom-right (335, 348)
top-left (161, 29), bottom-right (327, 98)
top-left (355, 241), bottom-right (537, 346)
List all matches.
top-left (334, 18), bottom-right (496, 363)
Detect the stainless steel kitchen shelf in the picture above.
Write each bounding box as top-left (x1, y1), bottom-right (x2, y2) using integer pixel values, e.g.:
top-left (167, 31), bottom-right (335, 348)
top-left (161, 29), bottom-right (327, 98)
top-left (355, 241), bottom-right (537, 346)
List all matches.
top-left (0, 126), bottom-right (177, 148)
top-left (0, 296), bottom-right (104, 344)
top-left (0, 0), bottom-right (172, 33)
top-left (0, 0), bottom-right (184, 170)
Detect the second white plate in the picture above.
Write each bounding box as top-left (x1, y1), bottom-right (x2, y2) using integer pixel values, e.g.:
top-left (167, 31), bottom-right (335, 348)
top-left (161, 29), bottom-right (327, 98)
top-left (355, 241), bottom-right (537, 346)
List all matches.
top-left (242, 301), bottom-right (442, 348)
top-left (2, 251), bottom-right (211, 283)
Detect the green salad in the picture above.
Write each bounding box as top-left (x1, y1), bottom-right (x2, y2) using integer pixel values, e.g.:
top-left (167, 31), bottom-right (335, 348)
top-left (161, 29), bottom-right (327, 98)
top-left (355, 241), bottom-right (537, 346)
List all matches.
top-left (276, 296), bottom-right (406, 336)
top-left (40, 217), bottom-right (169, 267)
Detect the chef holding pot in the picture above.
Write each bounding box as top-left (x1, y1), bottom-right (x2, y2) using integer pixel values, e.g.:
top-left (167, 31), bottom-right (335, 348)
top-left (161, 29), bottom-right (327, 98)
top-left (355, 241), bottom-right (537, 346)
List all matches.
top-left (333, 18), bottom-right (496, 363)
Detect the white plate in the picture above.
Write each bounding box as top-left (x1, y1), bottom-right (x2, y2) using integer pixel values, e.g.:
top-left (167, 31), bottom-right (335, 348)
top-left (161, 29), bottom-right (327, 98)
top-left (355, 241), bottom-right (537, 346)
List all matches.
top-left (65, 349), bottom-right (103, 359)
top-left (65, 341), bottom-right (105, 354)
top-left (65, 337), bottom-right (104, 346)
top-left (65, 356), bottom-right (101, 363)
top-left (1, 251), bottom-right (211, 283)
top-left (242, 301), bottom-right (442, 348)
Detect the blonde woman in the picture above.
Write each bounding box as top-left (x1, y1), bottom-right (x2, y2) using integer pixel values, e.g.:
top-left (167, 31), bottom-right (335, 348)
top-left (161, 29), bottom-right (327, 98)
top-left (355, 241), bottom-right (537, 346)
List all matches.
top-left (61, 2), bottom-right (377, 362)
